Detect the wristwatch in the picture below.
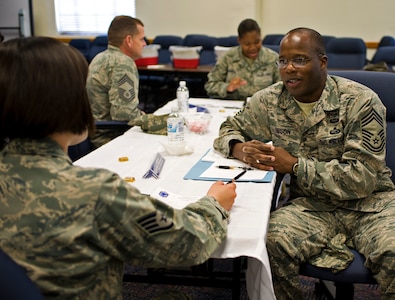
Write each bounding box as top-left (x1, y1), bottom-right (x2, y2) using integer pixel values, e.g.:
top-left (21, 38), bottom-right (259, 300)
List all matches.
top-left (292, 161), bottom-right (299, 177)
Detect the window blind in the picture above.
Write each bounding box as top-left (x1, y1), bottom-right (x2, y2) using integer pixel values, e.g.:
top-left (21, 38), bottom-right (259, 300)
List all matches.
top-left (55, 0), bottom-right (136, 35)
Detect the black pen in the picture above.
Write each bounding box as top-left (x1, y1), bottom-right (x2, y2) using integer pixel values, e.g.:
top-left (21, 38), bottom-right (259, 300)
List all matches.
top-left (217, 165), bottom-right (254, 170)
top-left (226, 169), bottom-right (247, 184)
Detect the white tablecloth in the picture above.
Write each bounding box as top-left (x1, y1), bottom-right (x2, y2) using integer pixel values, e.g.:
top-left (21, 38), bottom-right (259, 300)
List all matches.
top-left (75, 98), bottom-right (276, 300)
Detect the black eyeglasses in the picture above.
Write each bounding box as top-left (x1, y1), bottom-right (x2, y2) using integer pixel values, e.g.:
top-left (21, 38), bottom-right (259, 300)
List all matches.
top-left (276, 57), bottom-right (311, 69)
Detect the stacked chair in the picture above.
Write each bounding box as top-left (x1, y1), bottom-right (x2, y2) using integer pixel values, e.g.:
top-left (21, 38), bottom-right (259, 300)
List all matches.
top-left (152, 35), bottom-right (183, 64)
top-left (183, 34), bottom-right (218, 66)
top-left (216, 35), bottom-right (238, 47)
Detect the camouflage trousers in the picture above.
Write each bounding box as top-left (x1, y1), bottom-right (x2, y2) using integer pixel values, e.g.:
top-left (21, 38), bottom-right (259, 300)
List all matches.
top-left (267, 197), bottom-right (395, 300)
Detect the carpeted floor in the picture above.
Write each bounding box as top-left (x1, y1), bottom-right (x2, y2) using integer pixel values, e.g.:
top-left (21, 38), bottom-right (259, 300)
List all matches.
top-left (122, 264), bottom-right (381, 299)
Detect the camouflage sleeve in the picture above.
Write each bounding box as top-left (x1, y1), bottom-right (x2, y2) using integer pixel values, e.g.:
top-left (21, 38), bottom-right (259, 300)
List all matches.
top-left (94, 172), bottom-right (229, 267)
top-left (213, 92), bottom-right (272, 157)
top-left (299, 90), bottom-right (388, 200)
top-left (108, 58), bottom-right (142, 121)
top-left (204, 56), bottom-right (231, 99)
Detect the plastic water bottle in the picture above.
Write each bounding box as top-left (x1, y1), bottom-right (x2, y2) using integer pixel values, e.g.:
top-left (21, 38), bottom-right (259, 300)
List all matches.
top-left (177, 81), bottom-right (189, 113)
top-left (167, 106), bottom-right (185, 145)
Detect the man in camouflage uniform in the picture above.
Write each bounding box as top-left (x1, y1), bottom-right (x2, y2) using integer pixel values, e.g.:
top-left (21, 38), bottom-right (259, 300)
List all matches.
top-left (0, 37), bottom-right (237, 299)
top-left (86, 16), bottom-right (146, 148)
top-left (204, 18), bottom-right (280, 100)
top-left (214, 27), bottom-right (395, 299)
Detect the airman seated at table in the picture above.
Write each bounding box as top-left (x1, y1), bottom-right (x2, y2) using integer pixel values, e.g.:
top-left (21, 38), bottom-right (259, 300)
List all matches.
top-left (204, 18), bottom-right (280, 100)
top-left (87, 15), bottom-right (164, 148)
top-left (213, 27), bottom-right (395, 300)
top-left (0, 36), bottom-right (236, 299)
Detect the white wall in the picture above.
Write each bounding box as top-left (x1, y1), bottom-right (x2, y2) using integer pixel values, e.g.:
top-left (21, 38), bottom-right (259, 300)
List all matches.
top-left (31, 0), bottom-right (395, 43)
top-left (261, 0), bottom-right (395, 41)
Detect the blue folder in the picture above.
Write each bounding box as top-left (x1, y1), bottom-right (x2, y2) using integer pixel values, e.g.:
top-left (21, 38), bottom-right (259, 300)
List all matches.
top-left (183, 150), bottom-right (275, 182)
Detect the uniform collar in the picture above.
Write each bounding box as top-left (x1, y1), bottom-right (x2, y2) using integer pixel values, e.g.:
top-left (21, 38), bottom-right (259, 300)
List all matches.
top-left (3, 138), bottom-right (72, 163)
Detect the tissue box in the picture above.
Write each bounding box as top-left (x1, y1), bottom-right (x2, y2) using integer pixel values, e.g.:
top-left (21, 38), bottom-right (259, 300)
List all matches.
top-left (169, 46), bottom-right (202, 69)
top-left (135, 44), bottom-right (160, 66)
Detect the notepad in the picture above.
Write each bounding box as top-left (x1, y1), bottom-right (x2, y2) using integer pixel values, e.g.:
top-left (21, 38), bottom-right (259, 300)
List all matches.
top-left (183, 149), bottom-right (274, 182)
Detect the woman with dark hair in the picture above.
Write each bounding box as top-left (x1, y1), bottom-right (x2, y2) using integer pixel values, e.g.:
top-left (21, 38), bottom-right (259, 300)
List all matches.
top-left (0, 37), bottom-right (236, 299)
top-left (205, 18), bottom-right (280, 100)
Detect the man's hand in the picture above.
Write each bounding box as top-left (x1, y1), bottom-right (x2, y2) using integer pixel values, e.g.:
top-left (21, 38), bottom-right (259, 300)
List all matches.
top-left (231, 140), bottom-right (297, 174)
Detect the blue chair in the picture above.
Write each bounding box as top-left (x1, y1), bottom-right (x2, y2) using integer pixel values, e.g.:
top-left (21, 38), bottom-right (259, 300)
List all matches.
top-left (370, 46), bottom-right (395, 70)
top-left (262, 34), bottom-right (284, 45)
top-left (217, 36), bottom-right (238, 47)
top-left (263, 44), bottom-right (279, 53)
top-left (299, 70), bottom-right (395, 299)
top-left (183, 34), bottom-right (218, 65)
top-left (0, 249), bottom-right (44, 300)
top-left (377, 35), bottom-right (395, 47)
top-left (152, 35), bottom-right (183, 64)
top-left (68, 121), bottom-right (130, 161)
top-left (322, 35), bottom-right (336, 50)
top-left (326, 38), bottom-right (367, 69)
top-left (88, 35), bottom-right (108, 62)
top-left (69, 38), bottom-right (91, 61)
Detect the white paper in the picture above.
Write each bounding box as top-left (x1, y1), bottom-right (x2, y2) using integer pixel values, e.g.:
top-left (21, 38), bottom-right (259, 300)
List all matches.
top-left (151, 187), bottom-right (198, 209)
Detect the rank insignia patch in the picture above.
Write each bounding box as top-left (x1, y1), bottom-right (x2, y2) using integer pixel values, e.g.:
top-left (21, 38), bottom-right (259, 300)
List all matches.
top-left (118, 75), bottom-right (135, 101)
top-left (361, 108), bottom-right (385, 154)
top-left (137, 211), bottom-right (174, 234)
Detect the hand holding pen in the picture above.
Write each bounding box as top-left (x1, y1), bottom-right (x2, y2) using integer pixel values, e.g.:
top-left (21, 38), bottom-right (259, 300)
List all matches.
top-left (207, 181), bottom-right (236, 211)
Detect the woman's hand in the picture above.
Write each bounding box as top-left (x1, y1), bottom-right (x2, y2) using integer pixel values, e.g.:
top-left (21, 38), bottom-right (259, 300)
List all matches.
top-left (226, 77), bottom-right (247, 93)
top-left (207, 181), bottom-right (236, 211)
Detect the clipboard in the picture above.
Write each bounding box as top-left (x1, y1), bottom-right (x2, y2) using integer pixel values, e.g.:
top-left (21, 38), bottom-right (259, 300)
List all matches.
top-left (183, 149), bottom-right (275, 182)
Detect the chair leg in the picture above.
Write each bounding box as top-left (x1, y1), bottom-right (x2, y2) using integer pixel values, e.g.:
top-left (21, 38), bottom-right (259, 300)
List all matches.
top-left (334, 282), bottom-right (354, 299)
top-left (315, 280), bottom-right (355, 300)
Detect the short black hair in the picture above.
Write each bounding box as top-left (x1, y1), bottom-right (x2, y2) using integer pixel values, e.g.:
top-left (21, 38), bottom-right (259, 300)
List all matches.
top-left (237, 19), bottom-right (261, 38)
top-left (0, 37), bottom-right (94, 141)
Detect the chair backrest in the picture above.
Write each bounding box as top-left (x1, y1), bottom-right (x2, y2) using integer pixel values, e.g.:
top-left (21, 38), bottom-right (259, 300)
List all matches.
top-left (262, 34), bottom-right (284, 45)
top-left (378, 35), bottom-right (395, 47)
top-left (322, 35), bottom-right (336, 50)
top-left (152, 35), bottom-right (184, 64)
top-left (328, 70), bottom-right (395, 182)
top-left (217, 36), bottom-right (238, 47)
top-left (326, 38), bottom-right (367, 69)
top-left (67, 121), bottom-right (130, 161)
top-left (370, 46), bottom-right (395, 69)
top-left (263, 44), bottom-right (279, 53)
top-left (88, 35), bottom-right (108, 62)
top-left (69, 39), bottom-right (91, 61)
top-left (0, 249), bottom-right (44, 300)
top-left (183, 34), bottom-right (218, 65)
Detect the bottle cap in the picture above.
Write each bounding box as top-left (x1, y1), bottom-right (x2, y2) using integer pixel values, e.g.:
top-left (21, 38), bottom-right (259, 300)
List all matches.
top-left (179, 81), bottom-right (186, 87)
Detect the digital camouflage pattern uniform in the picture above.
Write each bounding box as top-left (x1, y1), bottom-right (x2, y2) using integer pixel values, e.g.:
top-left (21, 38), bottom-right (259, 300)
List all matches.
top-left (0, 138), bottom-right (230, 300)
top-left (214, 75), bottom-right (395, 299)
top-left (204, 46), bottom-right (280, 100)
top-left (86, 45), bottom-right (143, 148)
